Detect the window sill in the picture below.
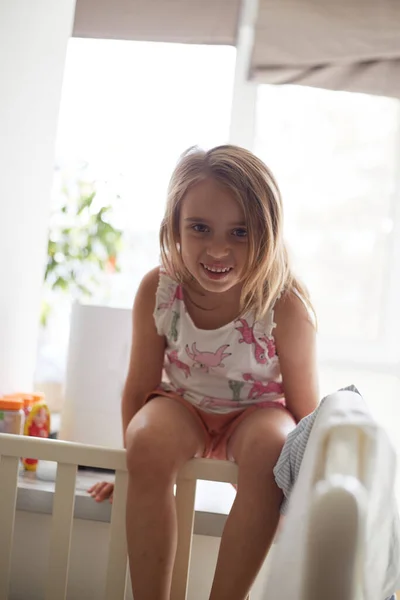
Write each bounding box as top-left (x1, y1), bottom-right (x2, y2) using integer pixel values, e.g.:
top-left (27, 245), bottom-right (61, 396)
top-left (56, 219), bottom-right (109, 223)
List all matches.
top-left (17, 460), bottom-right (235, 538)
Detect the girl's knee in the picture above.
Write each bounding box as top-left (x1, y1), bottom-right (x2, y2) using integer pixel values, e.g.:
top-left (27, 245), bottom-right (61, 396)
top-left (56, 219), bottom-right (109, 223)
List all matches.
top-left (125, 398), bottom-right (205, 484)
top-left (236, 431), bottom-right (286, 492)
top-left (244, 430), bottom-right (286, 471)
top-left (230, 409), bottom-right (294, 467)
top-left (126, 425), bottom-right (176, 485)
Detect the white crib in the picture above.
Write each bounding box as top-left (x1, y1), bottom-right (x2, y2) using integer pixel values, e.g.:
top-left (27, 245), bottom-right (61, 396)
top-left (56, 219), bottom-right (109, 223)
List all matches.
top-left (1, 407), bottom-right (399, 600)
top-left (0, 432), bottom-right (238, 600)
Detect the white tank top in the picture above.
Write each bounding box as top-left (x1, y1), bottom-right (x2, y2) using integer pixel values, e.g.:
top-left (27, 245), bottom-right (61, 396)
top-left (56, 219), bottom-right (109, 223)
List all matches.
top-left (153, 271), bottom-right (285, 414)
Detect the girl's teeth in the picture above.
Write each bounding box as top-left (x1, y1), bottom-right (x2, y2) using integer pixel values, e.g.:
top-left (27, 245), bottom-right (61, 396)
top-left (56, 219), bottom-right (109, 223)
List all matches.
top-left (203, 265), bottom-right (231, 273)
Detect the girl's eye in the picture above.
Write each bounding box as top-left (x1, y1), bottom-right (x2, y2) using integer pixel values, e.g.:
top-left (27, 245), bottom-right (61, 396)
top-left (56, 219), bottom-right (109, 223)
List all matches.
top-left (192, 224), bottom-right (209, 233)
top-left (232, 227), bottom-right (248, 238)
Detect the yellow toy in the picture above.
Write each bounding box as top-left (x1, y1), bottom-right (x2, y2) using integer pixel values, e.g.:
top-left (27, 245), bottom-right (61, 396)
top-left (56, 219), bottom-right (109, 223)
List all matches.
top-left (22, 399), bottom-right (50, 471)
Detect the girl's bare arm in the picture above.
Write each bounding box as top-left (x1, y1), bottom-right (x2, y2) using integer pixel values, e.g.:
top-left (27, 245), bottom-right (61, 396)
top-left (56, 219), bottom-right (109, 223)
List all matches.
top-left (274, 292), bottom-right (319, 423)
top-left (121, 267), bottom-right (166, 445)
top-left (89, 267), bottom-right (165, 502)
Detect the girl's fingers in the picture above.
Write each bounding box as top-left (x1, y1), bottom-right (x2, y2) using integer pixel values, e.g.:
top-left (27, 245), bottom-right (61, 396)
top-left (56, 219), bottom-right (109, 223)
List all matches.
top-left (88, 481), bottom-right (113, 501)
top-left (87, 483), bottom-right (100, 493)
top-left (88, 481), bottom-right (105, 495)
top-left (95, 483), bottom-right (114, 502)
top-left (96, 485), bottom-right (114, 501)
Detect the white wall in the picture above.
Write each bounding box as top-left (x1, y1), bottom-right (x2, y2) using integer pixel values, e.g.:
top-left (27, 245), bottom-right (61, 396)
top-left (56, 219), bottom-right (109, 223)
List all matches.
top-left (0, 0), bottom-right (76, 393)
top-left (10, 511), bottom-right (274, 599)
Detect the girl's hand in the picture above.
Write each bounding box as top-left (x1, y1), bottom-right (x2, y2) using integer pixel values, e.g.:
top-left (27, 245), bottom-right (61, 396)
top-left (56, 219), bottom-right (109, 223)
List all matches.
top-left (88, 481), bottom-right (114, 503)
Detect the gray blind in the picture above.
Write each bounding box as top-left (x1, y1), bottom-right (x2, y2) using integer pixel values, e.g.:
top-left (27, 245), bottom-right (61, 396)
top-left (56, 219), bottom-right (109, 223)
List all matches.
top-left (73, 0), bottom-right (241, 45)
top-left (250, 0), bottom-right (400, 98)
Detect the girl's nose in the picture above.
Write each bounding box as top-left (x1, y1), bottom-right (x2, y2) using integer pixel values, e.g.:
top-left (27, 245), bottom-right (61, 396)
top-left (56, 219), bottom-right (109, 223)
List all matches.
top-left (207, 236), bottom-right (230, 259)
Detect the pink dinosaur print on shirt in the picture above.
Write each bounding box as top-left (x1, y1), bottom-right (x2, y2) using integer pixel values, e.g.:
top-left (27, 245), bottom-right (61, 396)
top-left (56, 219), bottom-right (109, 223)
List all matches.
top-left (158, 285), bottom-right (184, 310)
top-left (259, 335), bottom-right (276, 359)
top-left (242, 373), bottom-right (283, 400)
top-left (235, 318), bottom-right (270, 364)
top-left (185, 343), bottom-right (231, 373)
top-left (167, 350), bottom-right (191, 378)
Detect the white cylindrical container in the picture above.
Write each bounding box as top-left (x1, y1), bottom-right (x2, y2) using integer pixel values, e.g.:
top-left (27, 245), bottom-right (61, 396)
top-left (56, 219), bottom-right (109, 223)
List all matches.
top-left (59, 303), bottom-right (131, 448)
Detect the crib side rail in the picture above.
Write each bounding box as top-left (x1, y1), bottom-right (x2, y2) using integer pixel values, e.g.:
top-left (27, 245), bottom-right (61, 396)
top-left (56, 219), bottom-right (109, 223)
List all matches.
top-left (300, 426), bottom-right (367, 600)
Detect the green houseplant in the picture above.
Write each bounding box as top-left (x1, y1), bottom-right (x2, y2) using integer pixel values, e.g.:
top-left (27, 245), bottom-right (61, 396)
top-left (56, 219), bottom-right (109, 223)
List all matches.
top-left (41, 169), bottom-right (123, 326)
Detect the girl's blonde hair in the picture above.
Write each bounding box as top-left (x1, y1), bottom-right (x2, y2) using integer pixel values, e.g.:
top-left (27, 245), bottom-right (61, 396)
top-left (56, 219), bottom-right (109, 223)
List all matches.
top-left (160, 145), bottom-right (315, 322)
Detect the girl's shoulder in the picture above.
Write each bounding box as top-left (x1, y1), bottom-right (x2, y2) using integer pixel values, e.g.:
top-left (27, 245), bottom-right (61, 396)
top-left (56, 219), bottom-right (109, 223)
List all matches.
top-left (139, 267), bottom-right (179, 299)
top-left (255, 287), bottom-right (313, 339)
top-left (272, 288), bottom-right (315, 336)
top-left (134, 267), bottom-right (161, 307)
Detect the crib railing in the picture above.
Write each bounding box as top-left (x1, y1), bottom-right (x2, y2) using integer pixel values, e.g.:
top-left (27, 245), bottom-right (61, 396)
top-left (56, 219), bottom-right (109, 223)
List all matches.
top-left (0, 433), bottom-right (238, 600)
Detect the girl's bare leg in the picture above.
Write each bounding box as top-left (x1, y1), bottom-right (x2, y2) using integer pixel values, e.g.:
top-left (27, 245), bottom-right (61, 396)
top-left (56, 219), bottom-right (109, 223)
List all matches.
top-left (209, 408), bottom-right (295, 600)
top-left (125, 396), bottom-right (205, 600)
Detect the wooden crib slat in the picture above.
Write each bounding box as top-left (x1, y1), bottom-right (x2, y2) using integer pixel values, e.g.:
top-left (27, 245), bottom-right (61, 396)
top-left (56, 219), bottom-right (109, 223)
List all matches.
top-left (0, 455), bottom-right (19, 600)
top-left (0, 434), bottom-right (245, 599)
top-left (45, 462), bottom-right (77, 600)
top-left (104, 469), bottom-right (129, 600)
top-left (171, 477), bottom-right (197, 600)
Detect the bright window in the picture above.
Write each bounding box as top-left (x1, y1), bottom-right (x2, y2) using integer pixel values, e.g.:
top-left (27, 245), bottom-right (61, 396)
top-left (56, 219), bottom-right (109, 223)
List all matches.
top-left (36, 38), bottom-right (236, 383)
top-left (255, 84), bottom-right (400, 469)
top-left (256, 85), bottom-right (400, 351)
top-left (56, 38), bottom-right (236, 301)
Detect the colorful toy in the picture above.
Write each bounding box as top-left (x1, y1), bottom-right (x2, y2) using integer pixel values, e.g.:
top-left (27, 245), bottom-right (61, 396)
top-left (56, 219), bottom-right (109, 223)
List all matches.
top-left (22, 398), bottom-right (50, 471)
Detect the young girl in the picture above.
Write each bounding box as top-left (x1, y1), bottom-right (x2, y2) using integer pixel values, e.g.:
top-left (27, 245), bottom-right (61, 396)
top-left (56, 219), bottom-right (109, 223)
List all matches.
top-left (88, 145), bottom-right (319, 600)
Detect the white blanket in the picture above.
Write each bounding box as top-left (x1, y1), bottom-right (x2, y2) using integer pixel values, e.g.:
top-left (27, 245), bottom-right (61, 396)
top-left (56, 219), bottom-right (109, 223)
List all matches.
top-left (267, 389), bottom-right (400, 600)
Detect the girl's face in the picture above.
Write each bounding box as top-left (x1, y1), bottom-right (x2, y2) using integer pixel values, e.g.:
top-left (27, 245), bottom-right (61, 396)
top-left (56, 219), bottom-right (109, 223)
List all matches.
top-left (179, 178), bottom-right (249, 294)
